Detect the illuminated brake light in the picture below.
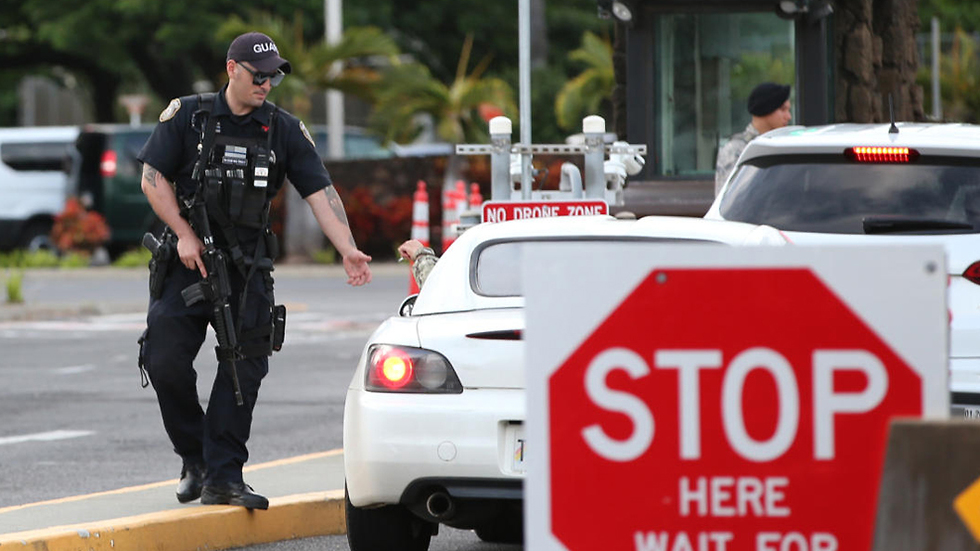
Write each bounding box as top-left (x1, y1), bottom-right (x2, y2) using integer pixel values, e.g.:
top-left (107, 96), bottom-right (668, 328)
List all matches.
top-left (963, 261), bottom-right (980, 286)
top-left (845, 146), bottom-right (918, 163)
top-left (365, 344), bottom-right (462, 394)
top-left (100, 150), bottom-right (118, 177)
top-left (373, 349), bottom-right (413, 390)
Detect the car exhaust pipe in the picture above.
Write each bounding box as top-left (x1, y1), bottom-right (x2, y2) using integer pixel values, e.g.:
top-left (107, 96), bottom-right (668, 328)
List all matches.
top-left (425, 491), bottom-right (455, 520)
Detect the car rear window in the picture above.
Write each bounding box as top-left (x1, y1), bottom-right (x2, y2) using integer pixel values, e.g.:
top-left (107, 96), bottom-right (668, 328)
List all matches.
top-left (472, 237), bottom-right (718, 297)
top-left (719, 155), bottom-right (980, 234)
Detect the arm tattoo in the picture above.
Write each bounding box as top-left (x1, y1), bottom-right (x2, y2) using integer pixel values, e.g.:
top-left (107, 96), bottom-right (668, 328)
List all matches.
top-left (323, 187), bottom-right (356, 248)
top-left (142, 165), bottom-right (159, 188)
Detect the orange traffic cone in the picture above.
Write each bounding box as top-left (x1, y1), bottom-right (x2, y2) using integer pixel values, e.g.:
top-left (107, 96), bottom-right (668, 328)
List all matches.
top-left (409, 181), bottom-right (429, 294)
top-left (469, 183), bottom-right (483, 209)
top-left (442, 185), bottom-right (460, 252)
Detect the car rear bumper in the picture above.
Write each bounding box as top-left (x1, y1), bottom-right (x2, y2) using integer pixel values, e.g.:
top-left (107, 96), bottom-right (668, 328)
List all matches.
top-left (343, 387), bottom-right (525, 507)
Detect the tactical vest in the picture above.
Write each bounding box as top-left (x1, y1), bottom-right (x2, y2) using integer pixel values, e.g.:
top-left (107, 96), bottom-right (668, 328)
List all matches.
top-left (191, 94), bottom-right (281, 232)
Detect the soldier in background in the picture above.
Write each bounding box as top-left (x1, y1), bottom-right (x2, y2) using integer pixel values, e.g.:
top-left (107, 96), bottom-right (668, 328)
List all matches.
top-left (399, 239), bottom-right (437, 289)
top-left (714, 83), bottom-right (792, 196)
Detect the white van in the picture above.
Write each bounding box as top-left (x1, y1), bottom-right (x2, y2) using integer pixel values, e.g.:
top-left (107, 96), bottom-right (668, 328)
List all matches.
top-left (0, 126), bottom-right (79, 251)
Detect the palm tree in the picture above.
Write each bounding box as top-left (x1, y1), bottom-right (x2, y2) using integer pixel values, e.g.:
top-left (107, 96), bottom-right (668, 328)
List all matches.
top-left (216, 13), bottom-right (401, 118)
top-left (555, 31), bottom-right (614, 132)
top-left (370, 34), bottom-right (517, 145)
top-left (369, 34), bottom-right (517, 193)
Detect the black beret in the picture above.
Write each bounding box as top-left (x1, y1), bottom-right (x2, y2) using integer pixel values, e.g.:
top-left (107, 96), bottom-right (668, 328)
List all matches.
top-left (747, 83), bottom-right (791, 116)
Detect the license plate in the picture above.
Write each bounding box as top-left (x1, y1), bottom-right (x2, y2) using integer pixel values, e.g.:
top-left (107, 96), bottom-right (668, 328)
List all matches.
top-left (504, 422), bottom-right (526, 474)
top-left (956, 405), bottom-right (980, 420)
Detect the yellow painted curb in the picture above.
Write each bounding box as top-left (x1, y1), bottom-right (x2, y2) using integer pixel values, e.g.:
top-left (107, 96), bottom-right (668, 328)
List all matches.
top-left (0, 490), bottom-right (345, 551)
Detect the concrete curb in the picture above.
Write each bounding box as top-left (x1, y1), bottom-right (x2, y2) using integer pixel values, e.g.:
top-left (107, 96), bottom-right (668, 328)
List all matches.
top-left (0, 490), bottom-right (345, 551)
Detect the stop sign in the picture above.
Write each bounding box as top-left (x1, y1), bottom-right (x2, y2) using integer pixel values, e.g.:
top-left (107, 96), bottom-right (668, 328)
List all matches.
top-left (524, 244), bottom-right (948, 551)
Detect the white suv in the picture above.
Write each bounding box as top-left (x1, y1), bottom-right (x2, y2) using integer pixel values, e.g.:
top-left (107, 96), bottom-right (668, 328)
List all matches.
top-left (706, 123), bottom-right (980, 417)
top-left (0, 126), bottom-right (79, 251)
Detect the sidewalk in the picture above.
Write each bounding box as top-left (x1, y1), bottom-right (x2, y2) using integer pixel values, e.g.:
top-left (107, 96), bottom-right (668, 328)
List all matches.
top-left (0, 262), bottom-right (408, 322)
top-left (0, 451), bottom-right (348, 550)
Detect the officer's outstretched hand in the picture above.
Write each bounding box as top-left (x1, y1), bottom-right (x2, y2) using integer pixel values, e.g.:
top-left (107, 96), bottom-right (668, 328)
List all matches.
top-left (343, 250), bottom-right (373, 286)
top-left (177, 234), bottom-right (208, 278)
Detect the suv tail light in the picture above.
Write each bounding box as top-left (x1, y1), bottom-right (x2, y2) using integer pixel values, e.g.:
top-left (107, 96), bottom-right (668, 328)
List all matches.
top-left (845, 146), bottom-right (919, 163)
top-left (365, 344), bottom-right (463, 393)
top-left (963, 261), bottom-right (980, 286)
top-left (100, 150), bottom-right (118, 177)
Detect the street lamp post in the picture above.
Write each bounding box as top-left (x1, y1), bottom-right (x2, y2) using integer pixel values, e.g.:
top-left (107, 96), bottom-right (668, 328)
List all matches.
top-left (325, 0), bottom-right (345, 160)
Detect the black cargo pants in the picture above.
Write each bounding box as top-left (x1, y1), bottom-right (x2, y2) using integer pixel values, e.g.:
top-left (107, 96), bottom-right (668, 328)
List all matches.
top-left (139, 254), bottom-right (272, 486)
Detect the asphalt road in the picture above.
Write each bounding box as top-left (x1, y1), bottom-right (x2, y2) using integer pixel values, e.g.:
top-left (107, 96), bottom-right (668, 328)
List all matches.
top-left (0, 264), bottom-right (525, 550)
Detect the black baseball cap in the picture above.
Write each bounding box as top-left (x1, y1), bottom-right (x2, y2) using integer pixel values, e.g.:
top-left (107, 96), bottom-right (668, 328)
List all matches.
top-left (226, 32), bottom-right (292, 74)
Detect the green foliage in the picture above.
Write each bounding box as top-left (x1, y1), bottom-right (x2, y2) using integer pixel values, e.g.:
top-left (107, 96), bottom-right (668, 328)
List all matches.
top-left (5, 0), bottom-right (608, 141)
top-left (370, 34), bottom-right (517, 145)
top-left (5, 270), bottom-right (24, 304)
top-left (12, 250), bottom-right (61, 268)
top-left (58, 252), bottom-right (91, 269)
top-left (919, 0), bottom-right (980, 35)
top-left (731, 52), bottom-right (795, 100)
top-left (917, 28), bottom-right (980, 123)
top-left (113, 248), bottom-right (153, 268)
top-left (216, 13), bottom-right (401, 118)
top-left (555, 31), bottom-right (614, 131)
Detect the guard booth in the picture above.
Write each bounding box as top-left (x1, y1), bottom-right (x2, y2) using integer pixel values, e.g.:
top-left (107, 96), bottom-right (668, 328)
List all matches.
top-left (602, 0), bottom-right (834, 216)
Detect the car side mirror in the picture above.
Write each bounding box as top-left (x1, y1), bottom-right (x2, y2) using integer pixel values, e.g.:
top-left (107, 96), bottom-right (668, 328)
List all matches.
top-left (399, 294), bottom-right (418, 317)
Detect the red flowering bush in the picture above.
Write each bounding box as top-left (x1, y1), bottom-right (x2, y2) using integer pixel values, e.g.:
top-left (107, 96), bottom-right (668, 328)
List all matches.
top-left (51, 197), bottom-right (111, 253)
top-left (336, 187), bottom-right (414, 257)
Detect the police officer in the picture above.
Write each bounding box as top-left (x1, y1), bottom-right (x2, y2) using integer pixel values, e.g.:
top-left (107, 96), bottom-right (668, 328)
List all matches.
top-left (137, 31), bottom-right (372, 510)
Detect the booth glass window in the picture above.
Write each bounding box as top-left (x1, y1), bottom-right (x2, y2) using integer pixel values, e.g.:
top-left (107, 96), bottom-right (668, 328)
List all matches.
top-left (656, 13), bottom-right (795, 177)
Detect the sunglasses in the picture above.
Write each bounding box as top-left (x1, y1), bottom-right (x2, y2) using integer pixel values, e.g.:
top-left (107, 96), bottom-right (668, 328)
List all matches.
top-left (238, 63), bottom-right (285, 87)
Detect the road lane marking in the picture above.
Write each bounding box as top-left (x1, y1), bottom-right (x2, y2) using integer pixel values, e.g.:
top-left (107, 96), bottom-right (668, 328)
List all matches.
top-left (53, 365), bottom-right (95, 375)
top-left (0, 448), bottom-right (344, 514)
top-left (0, 430), bottom-right (94, 446)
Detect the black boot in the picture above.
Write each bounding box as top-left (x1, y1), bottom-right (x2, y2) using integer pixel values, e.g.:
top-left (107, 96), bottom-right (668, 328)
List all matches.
top-left (201, 481), bottom-right (269, 510)
top-left (176, 463), bottom-right (206, 503)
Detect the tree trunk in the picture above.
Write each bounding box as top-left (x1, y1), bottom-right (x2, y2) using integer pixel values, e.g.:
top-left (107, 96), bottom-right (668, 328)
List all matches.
top-left (834, 0), bottom-right (924, 122)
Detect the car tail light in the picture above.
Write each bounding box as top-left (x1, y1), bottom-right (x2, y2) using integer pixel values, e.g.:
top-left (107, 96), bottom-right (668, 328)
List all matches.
top-left (100, 150), bottom-right (118, 177)
top-left (365, 344), bottom-right (463, 393)
top-left (845, 146), bottom-right (919, 163)
top-left (963, 261), bottom-right (980, 286)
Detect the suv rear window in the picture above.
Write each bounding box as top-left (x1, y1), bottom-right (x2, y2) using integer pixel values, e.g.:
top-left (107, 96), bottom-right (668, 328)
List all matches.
top-left (719, 155), bottom-right (980, 234)
top-left (1, 141), bottom-right (72, 171)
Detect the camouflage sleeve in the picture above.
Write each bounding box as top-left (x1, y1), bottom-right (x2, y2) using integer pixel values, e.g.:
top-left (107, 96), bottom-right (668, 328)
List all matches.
top-left (715, 141), bottom-right (740, 196)
top-left (412, 248), bottom-right (438, 289)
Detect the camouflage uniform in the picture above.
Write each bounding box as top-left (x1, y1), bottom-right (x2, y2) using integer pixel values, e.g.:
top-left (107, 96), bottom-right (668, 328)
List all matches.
top-left (714, 123), bottom-right (760, 196)
top-left (411, 247), bottom-right (438, 289)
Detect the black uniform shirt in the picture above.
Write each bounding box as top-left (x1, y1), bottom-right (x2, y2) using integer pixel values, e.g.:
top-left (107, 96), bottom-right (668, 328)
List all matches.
top-left (138, 84), bottom-right (331, 202)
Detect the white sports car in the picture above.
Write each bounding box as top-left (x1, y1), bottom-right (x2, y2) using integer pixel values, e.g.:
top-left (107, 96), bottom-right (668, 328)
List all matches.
top-left (343, 214), bottom-right (788, 551)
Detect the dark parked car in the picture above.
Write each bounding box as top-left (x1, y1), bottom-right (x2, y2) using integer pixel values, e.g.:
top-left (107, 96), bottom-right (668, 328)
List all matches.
top-left (72, 124), bottom-right (157, 255)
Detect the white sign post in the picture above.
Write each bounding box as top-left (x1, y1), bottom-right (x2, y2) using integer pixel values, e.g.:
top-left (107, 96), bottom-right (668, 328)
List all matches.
top-left (523, 244), bottom-right (948, 551)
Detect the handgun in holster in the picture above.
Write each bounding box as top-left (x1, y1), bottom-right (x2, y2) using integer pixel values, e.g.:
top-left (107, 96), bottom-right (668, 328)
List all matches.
top-left (144, 231), bottom-right (174, 299)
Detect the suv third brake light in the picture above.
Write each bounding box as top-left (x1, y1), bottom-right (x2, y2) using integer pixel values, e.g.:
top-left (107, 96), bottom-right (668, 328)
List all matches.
top-left (100, 150), bottom-right (118, 178)
top-left (845, 146), bottom-right (919, 163)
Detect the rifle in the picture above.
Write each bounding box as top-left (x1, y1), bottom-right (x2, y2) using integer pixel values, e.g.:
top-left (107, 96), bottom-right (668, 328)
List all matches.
top-left (180, 199), bottom-right (244, 406)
